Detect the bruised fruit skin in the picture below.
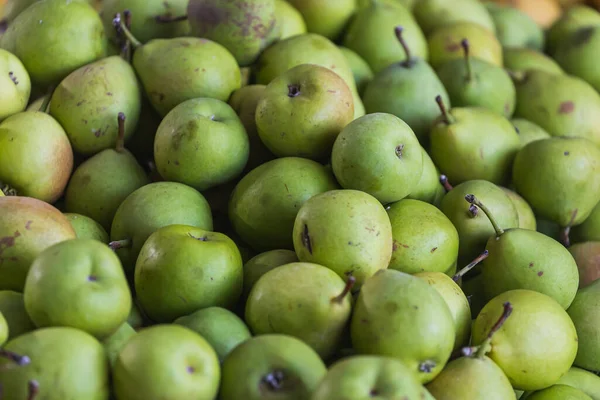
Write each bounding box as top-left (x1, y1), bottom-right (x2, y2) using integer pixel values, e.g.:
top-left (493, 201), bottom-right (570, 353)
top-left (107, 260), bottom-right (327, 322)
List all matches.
top-left (49, 56), bottom-right (141, 155)
top-left (546, 4), bottom-right (600, 55)
top-left (0, 0), bottom-right (107, 87)
top-left (554, 26), bottom-right (600, 93)
top-left (0, 48), bottom-right (30, 122)
top-left (0, 111), bottom-right (73, 203)
top-left (187, 0), bottom-right (279, 67)
top-left (292, 190), bottom-right (393, 289)
top-left (0, 196), bottom-right (76, 292)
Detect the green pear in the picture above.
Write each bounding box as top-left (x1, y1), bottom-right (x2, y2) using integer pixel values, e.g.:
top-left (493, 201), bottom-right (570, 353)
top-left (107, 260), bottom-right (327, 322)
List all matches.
top-left (246, 262), bottom-right (353, 359)
top-left (242, 249), bottom-right (298, 297)
top-left (503, 48), bottom-right (564, 76)
top-left (512, 118), bottom-right (552, 149)
top-left (0, 49), bottom-right (30, 121)
top-left (343, 0), bottom-right (428, 74)
top-left (229, 157), bottom-right (338, 251)
top-left (287, 0), bottom-right (355, 40)
top-left (472, 290), bottom-right (578, 391)
top-left (255, 33), bottom-right (365, 119)
top-left (49, 56), bottom-right (141, 156)
top-left (274, 0), bottom-right (306, 40)
top-left (569, 242), bottom-right (600, 288)
top-left (501, 187), bottom-right (537, 230)
top-left (228, 84), bottom-right (274, 172)
top-left (154, 97), bottom-right (249, 191)
top-left (436, 39), bottom-right (516, 118)
top-left (527, 385), bottom-right (593, 400)
top-left (102, 322), bottom-right (135, 367)
top-left (485, 2), bottom-right (544, 50)
top-left (102, 0), bottom-right (190, 44)
top-left (415, 271), bottom-right (471, 352)
top-left (572, 202), bottom-right (600, 243)
top-left (219, 334), bottom-right (327, 400)
top-left (351, 269), bottom-right (455, 383)
top-left (0, 0), bottom-right (107, 87)
top-left (113, 324), bottom-right (220, 400)
top-left (24, 239), bottom-right (131, 338)
top-left (0, 0), bottom-right (39, 25)
top-left (0, 196), bottom-right (76, 291)
top-left (292, 189), bottom-right (393, 288)
top-left (64, 213), bottom-right (109, 243)
top-left (425, 302), bottom-right (515, 399)
top-left (135, 225), bottom-right (243, 322)
top-left (512, 137), bottom-right (600, 227)
top-left (0, 311), bottom-right (7, 345)
top-left (0, 327), bottom-right (110, 399)
top-left (457, 194), bottom-right (579, 309)
top-left (427, 22), bottom-right (502, 69)
top-left (555, 26), bottom-right (600, 93)
top-left (312, 355), bottom-right (424, 400)
top-left (429, 99), bottom-right (521, 185)
top-left (339, 46), bottom-right (374, 96)
top-left (557, 367), bottom-right (600, 399)
top-left (567, 280), bottom-right (600, 371)
top-left (413, 0), bottom-right (495, 36)
top-left (0, 291), bottom-right (35, 340)
top-left (175, 307), bottom-right (251, 362)
top-left (387, 199), bottom-right (459, 275)
top-left (0, 111), bottom-right (74, 203)
top-left (546, 5), bottom-right (600, 55)
top-left (513, 70), bottom-right (600, 146)
top-left (331, 113), bottom-right (423, 203)
top-left (116, 19), bottom-right (241, 117)
top-left (256, 64), bottom-right (354, 160)
top-left (438, 180), bottom-right (519, 265)
top-left (65, 113), bottom-right (150, 231)
top-left (407, 149), bottom-right (445, 206)
top-left (187, 0), bottom-right (279, 66)
top-left (109, 182), bottom-right (213, 275)
top-left (362, 27), bottom-right (451, 144)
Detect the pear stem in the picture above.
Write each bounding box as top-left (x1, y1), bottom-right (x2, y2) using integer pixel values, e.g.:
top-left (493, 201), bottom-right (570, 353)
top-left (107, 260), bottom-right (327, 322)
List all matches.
top-left (109, 239), bottom-right (132, 251)
top-left (332, 276), bottom-right (357, 303)
top-left (113, 12), bottom-right (142, 49)
top-left (452, 250), bottom-right (489, 282)
top-left (435, 95), bottom-right (455, 124)
top-left (394, 26), bottom-right (412, 65)
top-left (155, 14), bottom-right (188, 23)
top-left (27, 380), bottom-right (39, 400)
top-left (116, 112), bottom-right (126, 153)
top-left (0, 349), bottom-right (30, 366)
top-left (465, 194), bottom-right (505, 237)
top-left (560, 209), bottom-right (578, 248)
top-left (439, 175), bottom-right (453, 192)
top-left (468, 204), bottom-right (479, 218)
top-left (474, 302), bottom-right (513, 359)
top-left (461, 39), bottom-right (473, 82)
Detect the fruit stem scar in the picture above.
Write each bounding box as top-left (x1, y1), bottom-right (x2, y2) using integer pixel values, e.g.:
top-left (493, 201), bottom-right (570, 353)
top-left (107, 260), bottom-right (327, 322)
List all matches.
top-left (27, 380), bottom-right (39, 400)
top-left (108, 239), bottom-right (132, 251)
top-left (0, 349), bottom-right (30, 366)
top-left (8, 72), bottom-right (18, 85)
top-left (465, 194), bottom-right (504, 236)
top-left (262, 370), bottom-right (285, 391)
top-left (395, 144), bottom-right (404, 159)
top-left (452, 250), bottom-right (489, 282)
top-left (439, 174), bottom-right (453, 192)
top-left (331, 275), bottom-right (357, 303)
top-left (418, 360), bottom-right (436, 373)
top-left (559, 209), bottom-right (578, 248)
top-left (301, 224), bottom-right (312, 254)
top-left (188, 233), bottom-right (209, 241)
top-left (475, 301), bottom-right (513, 359)
top-left (287, 84), bottom-right (301, 98)
top-left (435, 95), bottom-right (455, 125)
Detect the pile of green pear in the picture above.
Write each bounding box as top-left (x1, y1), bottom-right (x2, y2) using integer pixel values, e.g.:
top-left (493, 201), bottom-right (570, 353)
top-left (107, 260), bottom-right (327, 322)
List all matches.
top-left (3, 0), bottom-right (600, 398)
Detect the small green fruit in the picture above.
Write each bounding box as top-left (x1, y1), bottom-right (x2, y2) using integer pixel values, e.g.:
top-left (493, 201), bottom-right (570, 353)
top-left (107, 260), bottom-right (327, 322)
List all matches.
top-left (64, 213), bottom-right (109, 243)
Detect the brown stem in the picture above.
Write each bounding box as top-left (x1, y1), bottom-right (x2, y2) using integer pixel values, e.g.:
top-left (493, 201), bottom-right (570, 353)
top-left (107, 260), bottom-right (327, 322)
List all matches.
top-left (116, 112), bottom-right (126, 153)
top-left (0, 349), bottom-right (30, 366)
top-left (27, 380), bottom-right (39, 400)
top-left (475, 301), bottom-right (513, 358)
top-left (395, 26), bottom-right (412, 65)
top-left (560, 209), bottom-right (578, 248)
top-left (461, 39), bottom-right (473, 81)
top-left (465, 194), bottom-right (504, 236)
top-left (452, 250), bottom-right (489, 282)
top-left (109, 239), bottom-right (132, 251)
top-left (435, 95), bottom-right (455, 124)
top-left (439, 175), bottom-right (453, 192)
top-left (155, 14), bottom-right (188, 23)
top-left (332, 276), bottom-right (357, 303)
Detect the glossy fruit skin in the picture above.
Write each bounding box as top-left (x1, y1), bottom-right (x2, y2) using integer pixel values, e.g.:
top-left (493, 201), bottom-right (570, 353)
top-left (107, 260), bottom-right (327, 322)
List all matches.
top-left (113, 324), bottom-right (220, 400)
top-left (567, 280), bottom-right (600, 372)
top-left (0, 196), bottom-right (76, 292)
top-left (351, 269), bottom-right (455, 384)
top-left (219, 334), bottom-right (327, 400)
top-left (472, 290), bottom-right (578, 391)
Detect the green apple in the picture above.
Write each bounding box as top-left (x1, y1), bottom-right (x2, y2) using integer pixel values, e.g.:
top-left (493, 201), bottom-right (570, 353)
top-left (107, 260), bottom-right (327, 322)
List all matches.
top-left (24, 239), bottom-right (131, 339)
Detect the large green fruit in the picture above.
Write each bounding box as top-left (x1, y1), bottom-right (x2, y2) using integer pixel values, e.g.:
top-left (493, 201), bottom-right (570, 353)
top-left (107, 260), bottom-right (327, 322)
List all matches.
top-left (568, 280), bottom-right (600, 372)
